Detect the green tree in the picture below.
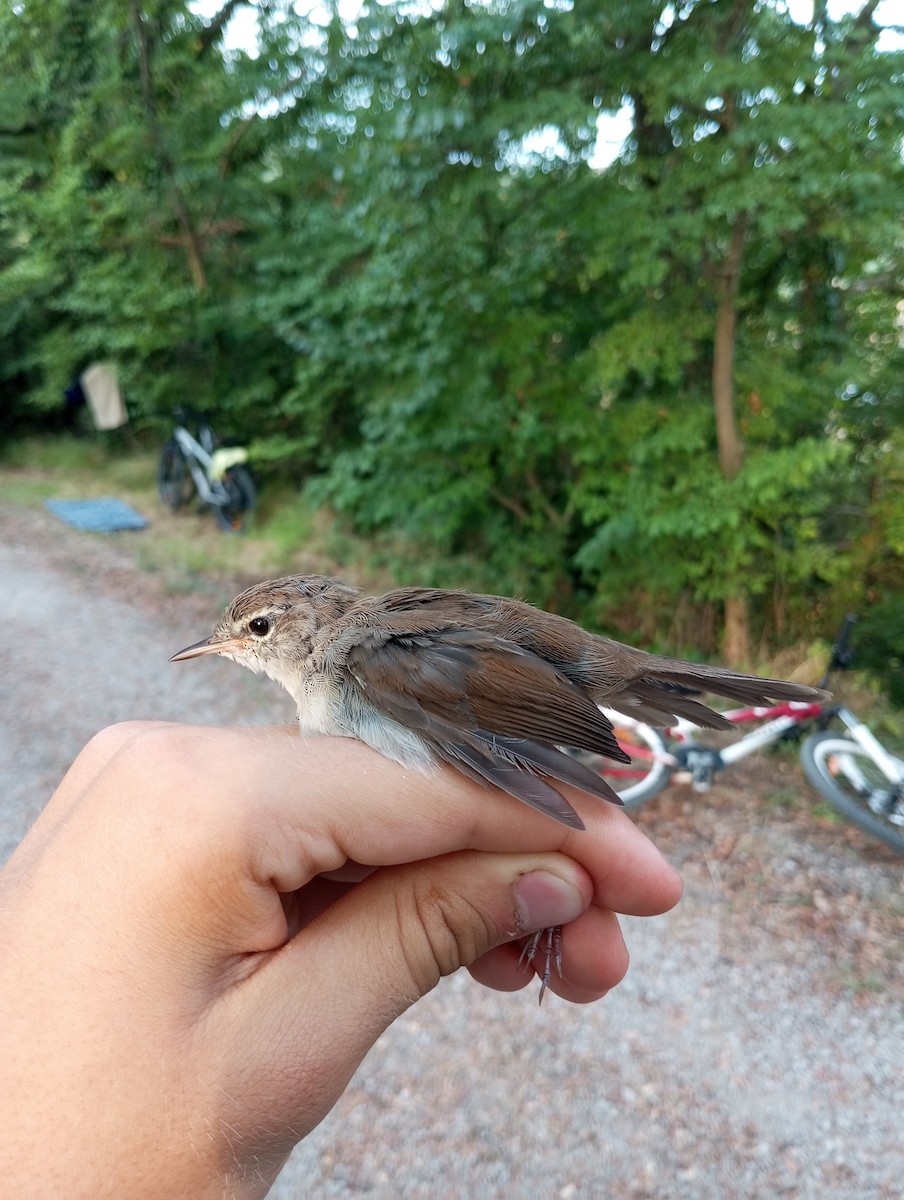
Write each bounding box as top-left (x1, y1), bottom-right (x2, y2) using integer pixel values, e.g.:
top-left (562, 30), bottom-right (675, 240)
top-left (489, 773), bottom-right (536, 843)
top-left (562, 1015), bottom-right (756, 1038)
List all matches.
top-left (0, 0), bottom-right (293, 426)
top-left (570, 0), bottom-right (903, 657)
top-left (245, 0), bottom-right (902, 654)
top-left (2, 0), bottom-right (901, 665)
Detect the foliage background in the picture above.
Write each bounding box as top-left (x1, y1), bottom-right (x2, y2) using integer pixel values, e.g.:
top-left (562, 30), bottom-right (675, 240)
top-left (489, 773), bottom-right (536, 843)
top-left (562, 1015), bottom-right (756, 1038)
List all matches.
top-left (1, 0), bottom-right (902, 667)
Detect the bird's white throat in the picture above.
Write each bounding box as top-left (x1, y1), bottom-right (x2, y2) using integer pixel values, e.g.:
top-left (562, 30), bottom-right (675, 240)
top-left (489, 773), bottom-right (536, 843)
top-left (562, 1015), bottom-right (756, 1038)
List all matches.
top-left (289, 674), bottom-right (437, 773)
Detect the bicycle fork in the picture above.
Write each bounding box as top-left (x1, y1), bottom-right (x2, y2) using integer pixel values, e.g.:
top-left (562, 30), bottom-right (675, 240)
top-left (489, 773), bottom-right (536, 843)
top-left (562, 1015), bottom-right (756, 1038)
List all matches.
top-left (830, 707), bottom-right (904, 820)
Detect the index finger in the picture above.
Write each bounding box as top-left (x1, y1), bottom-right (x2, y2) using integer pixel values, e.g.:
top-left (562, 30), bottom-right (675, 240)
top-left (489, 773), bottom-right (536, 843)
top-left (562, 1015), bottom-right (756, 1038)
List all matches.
top-left (126, 723), bottom-right (682, 917)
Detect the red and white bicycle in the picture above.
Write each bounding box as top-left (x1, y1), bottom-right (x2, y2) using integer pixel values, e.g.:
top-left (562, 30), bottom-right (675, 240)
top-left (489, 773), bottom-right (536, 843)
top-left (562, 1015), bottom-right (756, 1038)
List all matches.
top-left (582, 617), bottom-right (904, 854)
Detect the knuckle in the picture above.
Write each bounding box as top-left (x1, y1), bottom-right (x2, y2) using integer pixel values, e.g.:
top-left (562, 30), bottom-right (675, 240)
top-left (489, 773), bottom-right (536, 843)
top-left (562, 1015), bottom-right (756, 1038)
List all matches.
top-left (402, 874), bottom-right (496, 985)
top-left (82, 720), bottom-right (164, 763)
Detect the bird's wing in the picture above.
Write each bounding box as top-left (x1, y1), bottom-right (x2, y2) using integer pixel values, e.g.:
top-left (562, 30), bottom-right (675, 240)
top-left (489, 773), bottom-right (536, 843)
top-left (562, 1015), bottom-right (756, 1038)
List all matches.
top-left (344, 622), bottom-right (627, 761)
top-left (437, 733), bottom-right (630, 828)
top-left (340, 622), bottom-right (628, 826)
top-left (434, 738), bottom-right (589, 828)
top-left (412, 594), bottom-right (829, 729)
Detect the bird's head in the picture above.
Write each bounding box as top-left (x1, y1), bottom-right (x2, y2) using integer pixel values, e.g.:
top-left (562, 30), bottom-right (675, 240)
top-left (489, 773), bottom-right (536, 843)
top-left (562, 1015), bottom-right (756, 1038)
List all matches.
top-left (170, 574), bottom-right (360, 687)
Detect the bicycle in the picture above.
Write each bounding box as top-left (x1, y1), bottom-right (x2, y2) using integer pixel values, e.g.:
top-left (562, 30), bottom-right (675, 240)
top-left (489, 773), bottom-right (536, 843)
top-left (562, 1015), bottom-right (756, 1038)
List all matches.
top-left (580, 615), bottom-right (904, 854)
top-left (158, 409), bottom-right (256, 533)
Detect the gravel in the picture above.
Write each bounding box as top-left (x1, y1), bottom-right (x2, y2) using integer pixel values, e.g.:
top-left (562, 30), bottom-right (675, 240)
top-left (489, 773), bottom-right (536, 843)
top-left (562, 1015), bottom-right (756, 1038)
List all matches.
top-left (1, 499), bottom-right (901, 1199)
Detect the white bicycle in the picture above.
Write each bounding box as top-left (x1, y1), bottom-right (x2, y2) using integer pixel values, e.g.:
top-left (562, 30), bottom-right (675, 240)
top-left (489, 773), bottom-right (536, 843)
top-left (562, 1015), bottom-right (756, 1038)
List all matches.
top-left (158, 409), bottom-right (256, 533)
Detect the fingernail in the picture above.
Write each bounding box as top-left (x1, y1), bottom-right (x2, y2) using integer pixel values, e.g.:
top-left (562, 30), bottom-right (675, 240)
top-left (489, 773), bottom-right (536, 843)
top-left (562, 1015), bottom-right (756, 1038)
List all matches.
top-left (514, 870), bottom-right (586, 933)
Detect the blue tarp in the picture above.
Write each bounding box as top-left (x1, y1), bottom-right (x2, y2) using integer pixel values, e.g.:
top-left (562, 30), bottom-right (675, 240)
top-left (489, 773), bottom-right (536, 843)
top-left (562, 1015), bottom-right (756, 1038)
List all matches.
top-left (44, 497), bottom-right (148, 533)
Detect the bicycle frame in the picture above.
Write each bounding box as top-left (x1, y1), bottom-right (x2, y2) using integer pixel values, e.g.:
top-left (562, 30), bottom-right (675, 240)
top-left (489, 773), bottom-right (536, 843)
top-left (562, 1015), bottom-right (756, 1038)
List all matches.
top-left (828, 706), bottom-right (904, 790)
top-left (606, 700), bottom-right (830, 792)
top-left (172, 425), bottom-right (232, 507)
top-left (686, 700), bottom-right (824, 758)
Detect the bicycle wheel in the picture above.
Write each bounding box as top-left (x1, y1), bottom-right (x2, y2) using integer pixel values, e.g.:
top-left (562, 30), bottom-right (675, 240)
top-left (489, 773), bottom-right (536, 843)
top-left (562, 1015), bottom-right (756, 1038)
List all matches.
top-left (800, 731), bottom-right (904, 854)
top-left (158, 438), bottom-right (193, 510)
top-left (570, 713), bottom-right (673, 810)
top-left (213, 464), bottom-right (256, 533)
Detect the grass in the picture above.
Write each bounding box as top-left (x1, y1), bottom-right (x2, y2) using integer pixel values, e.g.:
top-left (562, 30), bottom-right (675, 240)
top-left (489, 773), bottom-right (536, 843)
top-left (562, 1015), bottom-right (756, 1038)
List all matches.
top-left (3, 433), bottom-right (116, 475)
top-left (764, 786), bottom-right (802, 812)
top-left (810, 799), bottom-right (847, 825)
top-left (2, 434), bottom-right (160, 510)
top-left (0, 432), bottom-right (398, 593)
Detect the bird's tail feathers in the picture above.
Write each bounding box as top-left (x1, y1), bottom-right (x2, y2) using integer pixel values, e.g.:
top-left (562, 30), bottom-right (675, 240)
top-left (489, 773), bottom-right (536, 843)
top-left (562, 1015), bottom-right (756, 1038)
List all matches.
top-left (604, 666), bottom-right (828, 730)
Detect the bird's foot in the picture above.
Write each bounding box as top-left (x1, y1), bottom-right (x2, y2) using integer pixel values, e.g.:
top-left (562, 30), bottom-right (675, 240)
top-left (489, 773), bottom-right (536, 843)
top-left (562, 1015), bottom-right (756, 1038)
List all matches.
top-left (519, 924), bottom-right (563, 1005)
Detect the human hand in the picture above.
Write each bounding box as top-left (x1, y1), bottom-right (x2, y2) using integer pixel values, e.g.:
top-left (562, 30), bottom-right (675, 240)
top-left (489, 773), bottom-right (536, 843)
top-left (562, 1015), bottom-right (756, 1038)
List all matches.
top-left (0, 722), bottom-right (681, 1198)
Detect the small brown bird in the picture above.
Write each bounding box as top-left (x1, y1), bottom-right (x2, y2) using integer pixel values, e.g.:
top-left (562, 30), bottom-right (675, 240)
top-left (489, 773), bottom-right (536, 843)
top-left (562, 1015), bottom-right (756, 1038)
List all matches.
top-left (172, 574), bottom-right (825, 995)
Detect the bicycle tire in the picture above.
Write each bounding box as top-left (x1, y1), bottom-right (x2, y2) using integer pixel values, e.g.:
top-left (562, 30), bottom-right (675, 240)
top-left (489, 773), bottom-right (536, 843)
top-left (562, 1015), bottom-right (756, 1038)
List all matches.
top-left (570, 712), bottom-right (673, 810)
top-left (800, 731), bottom-right (904, 854)
top-left (158, 438), bottom-right (193, 510)
top-left (214, 464), bottom-right (256, 533)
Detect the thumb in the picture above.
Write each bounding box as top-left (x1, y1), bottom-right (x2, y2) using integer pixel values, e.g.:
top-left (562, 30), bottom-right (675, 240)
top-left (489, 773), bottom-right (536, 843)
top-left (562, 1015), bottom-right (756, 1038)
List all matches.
top-left (294, 849), bottom-right (591, 1023)
top-left (230, 852), bottom-right (590, 1131)
top-left (325, 849), bottom-right (593, 1009)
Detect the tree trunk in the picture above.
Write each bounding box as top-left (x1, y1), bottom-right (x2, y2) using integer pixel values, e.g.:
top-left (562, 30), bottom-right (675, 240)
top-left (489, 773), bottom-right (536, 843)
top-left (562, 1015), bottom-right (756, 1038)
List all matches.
top-left (712, 216), bottom-right (746, 481)
top-left (723, 594), bottom-right (750, 666)
top-left (131, 1), bottom-right (208, 291)
top-left (712, 215), bottom-right (749, 664)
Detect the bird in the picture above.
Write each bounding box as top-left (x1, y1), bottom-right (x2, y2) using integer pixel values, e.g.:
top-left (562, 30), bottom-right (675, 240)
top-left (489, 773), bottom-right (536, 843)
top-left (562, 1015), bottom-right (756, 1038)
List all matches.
top-left (171, 573), bottom-right (827, 997)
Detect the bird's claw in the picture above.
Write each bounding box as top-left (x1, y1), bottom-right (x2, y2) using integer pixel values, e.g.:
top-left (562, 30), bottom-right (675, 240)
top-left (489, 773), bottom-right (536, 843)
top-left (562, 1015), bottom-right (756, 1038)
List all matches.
top-left (519, 924), bottom-right (563, 1005)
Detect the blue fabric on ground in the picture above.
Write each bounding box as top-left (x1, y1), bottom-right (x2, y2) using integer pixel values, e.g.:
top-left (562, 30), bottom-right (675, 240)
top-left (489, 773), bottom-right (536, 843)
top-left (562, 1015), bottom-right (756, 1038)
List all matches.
top-left (44, 497), bottom-right (148, 532)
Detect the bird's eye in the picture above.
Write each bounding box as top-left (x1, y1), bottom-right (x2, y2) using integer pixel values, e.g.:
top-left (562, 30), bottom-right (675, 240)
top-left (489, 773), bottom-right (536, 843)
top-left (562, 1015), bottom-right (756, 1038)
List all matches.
top-left (248, 617), bottom-right (271, 637)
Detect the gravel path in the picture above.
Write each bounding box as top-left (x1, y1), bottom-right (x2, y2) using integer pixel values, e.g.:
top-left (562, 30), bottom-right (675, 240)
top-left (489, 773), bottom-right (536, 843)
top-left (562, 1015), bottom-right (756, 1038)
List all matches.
top-left (1, 499), bottom-right (901, 1199)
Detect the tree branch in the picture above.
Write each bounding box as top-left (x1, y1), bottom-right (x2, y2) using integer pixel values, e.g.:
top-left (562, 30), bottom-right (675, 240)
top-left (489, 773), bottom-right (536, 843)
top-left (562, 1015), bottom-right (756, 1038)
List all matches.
top-left (219, 111), bottom-right (258, 177)
top-left (490, 489), bottom-right (529, 523)
top-left (853, 0), bottom-right (883, 32)
top-left (197, 0), bottom-right (249, 57)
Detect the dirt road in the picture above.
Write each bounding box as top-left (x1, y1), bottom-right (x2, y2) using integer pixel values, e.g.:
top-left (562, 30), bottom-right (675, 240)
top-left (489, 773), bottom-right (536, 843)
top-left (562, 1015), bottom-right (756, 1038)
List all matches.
top-left (1, 500), bottom-right (900, 1199)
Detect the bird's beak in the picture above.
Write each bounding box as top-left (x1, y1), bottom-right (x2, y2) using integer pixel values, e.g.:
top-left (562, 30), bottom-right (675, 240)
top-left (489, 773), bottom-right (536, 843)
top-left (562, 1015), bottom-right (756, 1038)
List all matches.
top-left (169, 636), bottom-right (247, 662)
